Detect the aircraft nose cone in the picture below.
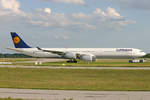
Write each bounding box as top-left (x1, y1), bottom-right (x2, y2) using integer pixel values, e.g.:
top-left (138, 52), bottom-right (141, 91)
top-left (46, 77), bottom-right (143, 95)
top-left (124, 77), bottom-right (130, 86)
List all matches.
top-left (141, 52), bottom-right (146, 56)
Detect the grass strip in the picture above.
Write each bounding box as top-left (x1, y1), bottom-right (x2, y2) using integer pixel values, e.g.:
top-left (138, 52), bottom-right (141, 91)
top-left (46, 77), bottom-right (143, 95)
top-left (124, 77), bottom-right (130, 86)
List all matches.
top-left (0, 68), bottom-right (150, 91)
top-left (0, 97), bottom-right (23, 100)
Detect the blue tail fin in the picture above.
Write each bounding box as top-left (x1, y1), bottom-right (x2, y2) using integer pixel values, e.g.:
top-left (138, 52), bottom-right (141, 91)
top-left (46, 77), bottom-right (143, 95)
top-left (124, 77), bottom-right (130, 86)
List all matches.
top-left (10, 32), bottom-right (31, 48)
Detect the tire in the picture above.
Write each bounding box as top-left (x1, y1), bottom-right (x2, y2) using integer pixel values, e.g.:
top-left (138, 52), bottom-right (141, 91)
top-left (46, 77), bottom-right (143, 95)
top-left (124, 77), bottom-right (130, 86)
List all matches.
top-left (67, 60), bottom-right (78, 63)
top-left (140, 60), bottom-right (144, 63)
top-left (129, 60), bottom-right (133, 63)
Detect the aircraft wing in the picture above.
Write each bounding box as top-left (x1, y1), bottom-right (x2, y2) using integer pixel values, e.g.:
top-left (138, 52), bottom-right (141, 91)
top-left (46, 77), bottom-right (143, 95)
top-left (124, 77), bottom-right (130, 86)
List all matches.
top-left (36, 47), bottom-right (93, 59)
top-left (37, 47), bottom-right (64, 55)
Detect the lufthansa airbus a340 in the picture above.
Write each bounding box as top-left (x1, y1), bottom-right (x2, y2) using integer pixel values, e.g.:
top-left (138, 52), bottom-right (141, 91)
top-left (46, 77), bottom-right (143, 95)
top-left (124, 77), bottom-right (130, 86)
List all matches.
top-left (8, 32), bottom-right (146, 63)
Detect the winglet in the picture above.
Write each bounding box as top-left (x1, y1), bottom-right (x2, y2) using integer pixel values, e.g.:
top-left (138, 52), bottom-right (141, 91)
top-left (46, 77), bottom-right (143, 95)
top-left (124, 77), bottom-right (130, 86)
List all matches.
top-left (37, 47), bottom-right (42, 50)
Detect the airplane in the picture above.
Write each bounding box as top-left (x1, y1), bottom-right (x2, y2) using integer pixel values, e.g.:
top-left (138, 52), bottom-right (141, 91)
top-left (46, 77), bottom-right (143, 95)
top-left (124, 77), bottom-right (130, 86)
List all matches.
top-left (7, 32), bottom-right (146, 63)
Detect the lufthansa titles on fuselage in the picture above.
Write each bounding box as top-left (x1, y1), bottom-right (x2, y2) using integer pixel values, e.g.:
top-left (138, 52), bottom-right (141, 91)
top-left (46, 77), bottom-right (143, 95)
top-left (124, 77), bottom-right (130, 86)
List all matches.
top-left (116, 48), bottom-right (133, 52)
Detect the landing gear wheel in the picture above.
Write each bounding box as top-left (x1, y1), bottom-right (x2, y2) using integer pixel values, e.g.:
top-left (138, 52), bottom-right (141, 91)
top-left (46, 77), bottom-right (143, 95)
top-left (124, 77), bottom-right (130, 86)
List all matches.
top-left (67, 59), bottom-right (78, 63)
top-left (129, 60), bottom-right (133, 63)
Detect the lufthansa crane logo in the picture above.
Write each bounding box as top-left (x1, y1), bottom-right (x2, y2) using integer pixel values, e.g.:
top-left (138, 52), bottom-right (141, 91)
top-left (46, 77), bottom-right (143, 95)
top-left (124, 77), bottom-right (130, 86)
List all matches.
top-left (13, 36), bottom-right (20, 44)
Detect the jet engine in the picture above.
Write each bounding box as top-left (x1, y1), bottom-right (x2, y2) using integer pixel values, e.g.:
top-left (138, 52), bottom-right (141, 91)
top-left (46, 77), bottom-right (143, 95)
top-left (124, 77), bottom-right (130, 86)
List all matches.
top-left (63, 52), bottom-right (77, 59)
top-left (80, 54), bottom-right (96, 62)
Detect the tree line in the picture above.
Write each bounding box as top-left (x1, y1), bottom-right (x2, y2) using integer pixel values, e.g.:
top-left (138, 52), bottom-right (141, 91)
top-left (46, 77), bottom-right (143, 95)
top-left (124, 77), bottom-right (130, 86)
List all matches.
top-left (0, 53), bottom-right (32, 58)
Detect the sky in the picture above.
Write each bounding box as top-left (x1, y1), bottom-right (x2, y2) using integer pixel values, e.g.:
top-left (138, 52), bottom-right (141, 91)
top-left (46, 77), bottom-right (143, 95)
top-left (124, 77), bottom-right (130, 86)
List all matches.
top-left (0, 0), bottom-right (150, 53)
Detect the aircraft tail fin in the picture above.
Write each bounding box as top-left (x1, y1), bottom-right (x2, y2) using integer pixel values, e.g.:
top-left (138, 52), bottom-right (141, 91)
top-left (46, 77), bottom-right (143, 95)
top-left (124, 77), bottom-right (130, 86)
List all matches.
top-left (10, 32), bottom-right (31, 48)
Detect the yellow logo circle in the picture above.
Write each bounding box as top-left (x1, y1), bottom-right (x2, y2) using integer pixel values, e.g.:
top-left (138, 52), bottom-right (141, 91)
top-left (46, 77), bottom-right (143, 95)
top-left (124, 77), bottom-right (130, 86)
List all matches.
top-left (13, 36), bottom-right (20, 44)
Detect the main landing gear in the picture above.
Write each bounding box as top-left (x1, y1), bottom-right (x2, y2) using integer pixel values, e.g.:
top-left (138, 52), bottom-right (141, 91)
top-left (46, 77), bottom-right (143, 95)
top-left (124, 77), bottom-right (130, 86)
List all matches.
top-left (67, 59), bottom-right (78, 63)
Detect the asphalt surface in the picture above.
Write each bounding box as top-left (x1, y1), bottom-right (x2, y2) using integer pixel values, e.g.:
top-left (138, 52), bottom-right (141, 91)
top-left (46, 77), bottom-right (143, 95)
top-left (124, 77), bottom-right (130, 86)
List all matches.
top-left (0, 65), bottom-right (150, 70)
top-left (0, 88), bottom-right (150, 100)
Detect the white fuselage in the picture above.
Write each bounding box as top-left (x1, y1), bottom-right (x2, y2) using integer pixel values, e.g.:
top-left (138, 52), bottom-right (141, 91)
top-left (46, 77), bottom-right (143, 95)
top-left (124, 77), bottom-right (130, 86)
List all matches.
top-left (9, 48), bottom-right (146, 59)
